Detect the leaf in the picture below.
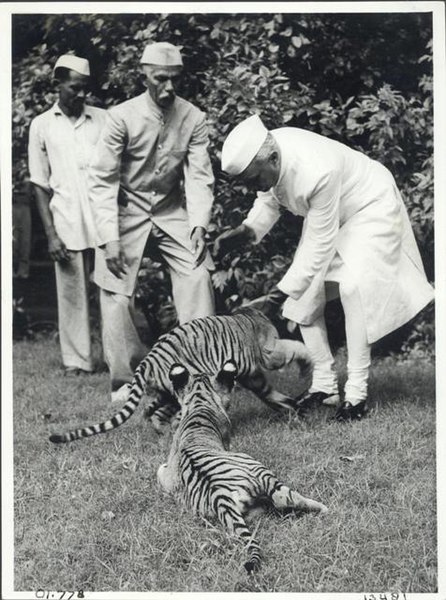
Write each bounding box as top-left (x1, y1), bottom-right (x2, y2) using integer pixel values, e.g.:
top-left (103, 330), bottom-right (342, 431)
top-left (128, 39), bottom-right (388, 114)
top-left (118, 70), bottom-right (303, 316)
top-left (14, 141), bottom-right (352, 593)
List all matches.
top-left (271, 255), bottom-right (288, 269)
top-left (280, 26), bottom-right (292, 37)
top-left (291, 36), bottom-right (302, 48)
top-left (212, 270), bottom-right (229, 292)
top-left (233, 267), bottom-right (244, 283)
top-left (339, 455), bottom-right (365, 463)
top-left (101, 510), bottom-right (116, 520)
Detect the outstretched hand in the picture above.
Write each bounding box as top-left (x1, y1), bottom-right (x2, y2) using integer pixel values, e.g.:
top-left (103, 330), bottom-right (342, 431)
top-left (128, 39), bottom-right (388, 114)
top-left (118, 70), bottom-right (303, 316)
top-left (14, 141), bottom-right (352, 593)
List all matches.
top-left (241, 285), bottom-right (288, 318)
top-left (213, 224), bottom-right (255, 258)
top-left (267, 286), bottom-right (288, 307)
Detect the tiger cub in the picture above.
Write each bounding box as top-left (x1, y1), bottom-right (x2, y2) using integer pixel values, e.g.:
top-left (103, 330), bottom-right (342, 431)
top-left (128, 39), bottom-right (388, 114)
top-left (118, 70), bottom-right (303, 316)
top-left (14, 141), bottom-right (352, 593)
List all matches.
top-left (157, 362), bottom-right (327, 573)
top-left (49, 307), bottom-right (312, 444)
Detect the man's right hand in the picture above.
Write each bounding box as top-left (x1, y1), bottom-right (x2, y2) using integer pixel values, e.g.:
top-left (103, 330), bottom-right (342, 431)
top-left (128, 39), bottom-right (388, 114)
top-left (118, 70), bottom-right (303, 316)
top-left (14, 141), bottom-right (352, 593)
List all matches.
top-left (48, 232), bottom-right (71, 262)
top-left (213, 224), bottom-right (255, 258)
top-left (105, 240), bottom-right (128, 279)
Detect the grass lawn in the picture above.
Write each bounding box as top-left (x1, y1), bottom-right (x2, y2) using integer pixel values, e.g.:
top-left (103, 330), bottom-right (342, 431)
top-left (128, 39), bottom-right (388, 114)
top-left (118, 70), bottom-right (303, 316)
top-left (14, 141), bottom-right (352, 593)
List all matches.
top-left (12, 333), bottom-right (437, 593)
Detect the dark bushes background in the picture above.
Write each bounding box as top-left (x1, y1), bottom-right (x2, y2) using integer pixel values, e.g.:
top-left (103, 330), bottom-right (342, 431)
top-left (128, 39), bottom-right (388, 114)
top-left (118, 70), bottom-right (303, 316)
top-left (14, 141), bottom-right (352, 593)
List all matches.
top-left (12, 12), bottom-right (434, 356)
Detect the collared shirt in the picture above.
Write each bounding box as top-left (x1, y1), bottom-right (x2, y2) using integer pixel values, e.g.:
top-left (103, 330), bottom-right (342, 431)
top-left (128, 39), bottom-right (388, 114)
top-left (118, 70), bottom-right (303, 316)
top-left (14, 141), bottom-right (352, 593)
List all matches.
top-left (88, 92), bottom-right (214, 246)
top-left (28, 102), bottom-right (106, 250)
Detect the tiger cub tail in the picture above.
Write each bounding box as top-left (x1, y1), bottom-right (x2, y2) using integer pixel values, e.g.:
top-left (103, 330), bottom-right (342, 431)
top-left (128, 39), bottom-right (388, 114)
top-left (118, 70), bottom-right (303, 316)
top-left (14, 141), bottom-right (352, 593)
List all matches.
top-left (49, 357), bottom-right (150, 444)
top-left (245, 538), bottom-right (262, 573)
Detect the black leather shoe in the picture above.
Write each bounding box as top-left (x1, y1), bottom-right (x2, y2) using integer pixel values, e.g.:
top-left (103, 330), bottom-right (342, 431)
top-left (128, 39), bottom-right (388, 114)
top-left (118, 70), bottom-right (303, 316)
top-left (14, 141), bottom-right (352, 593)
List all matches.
top-left (63, 366), bottom-right (92, 377)
top-left (296, 390), bottom-right (340, 410)
top-left (334, 400), bottom-right (368, 422)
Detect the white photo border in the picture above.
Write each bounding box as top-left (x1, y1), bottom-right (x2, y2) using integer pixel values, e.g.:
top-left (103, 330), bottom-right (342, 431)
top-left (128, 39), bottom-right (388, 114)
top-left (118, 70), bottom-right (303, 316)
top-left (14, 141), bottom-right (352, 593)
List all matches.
top-left (2, 3), bottom-right (445, 599)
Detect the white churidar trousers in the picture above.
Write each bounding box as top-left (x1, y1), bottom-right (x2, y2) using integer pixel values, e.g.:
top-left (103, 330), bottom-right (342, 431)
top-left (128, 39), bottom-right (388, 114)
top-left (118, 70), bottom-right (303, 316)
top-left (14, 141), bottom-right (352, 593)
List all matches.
top-left (299, 256), bottom-right (371, 405)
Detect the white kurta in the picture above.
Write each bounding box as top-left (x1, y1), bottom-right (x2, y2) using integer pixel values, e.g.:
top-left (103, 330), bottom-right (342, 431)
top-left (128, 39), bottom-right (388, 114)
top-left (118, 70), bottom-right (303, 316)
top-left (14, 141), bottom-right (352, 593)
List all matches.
top-left (243, 127), bottom-right (434, 344)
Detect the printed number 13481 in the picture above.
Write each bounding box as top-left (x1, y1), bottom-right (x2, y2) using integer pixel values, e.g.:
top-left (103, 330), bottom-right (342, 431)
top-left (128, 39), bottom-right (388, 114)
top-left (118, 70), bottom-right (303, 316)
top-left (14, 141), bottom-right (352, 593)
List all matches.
top-left (364, 594), bottom-right (407, 600)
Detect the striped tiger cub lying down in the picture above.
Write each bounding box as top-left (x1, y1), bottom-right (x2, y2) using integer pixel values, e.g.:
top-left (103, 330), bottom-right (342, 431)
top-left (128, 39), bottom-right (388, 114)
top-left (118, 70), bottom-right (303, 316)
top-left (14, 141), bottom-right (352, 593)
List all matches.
top-left (49, 307), bottom-right (313, 444)
top-left (158, 361), bottom-right (328, 573)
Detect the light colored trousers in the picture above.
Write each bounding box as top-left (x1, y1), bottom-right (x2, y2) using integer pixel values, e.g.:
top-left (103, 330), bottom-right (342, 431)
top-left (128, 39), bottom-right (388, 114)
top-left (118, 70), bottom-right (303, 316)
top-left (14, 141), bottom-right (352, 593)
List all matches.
top-left (54, 249), bottom-right (94, 372)
top-left (100, 225), bottom-right (215, 392)
top-left (299, 275), bottom-right (371, 406)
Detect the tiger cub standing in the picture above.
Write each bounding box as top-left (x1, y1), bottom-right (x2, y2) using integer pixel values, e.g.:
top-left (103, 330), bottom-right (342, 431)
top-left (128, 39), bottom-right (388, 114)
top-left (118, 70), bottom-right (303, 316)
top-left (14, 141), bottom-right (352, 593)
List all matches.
top-left (49, 308), bottom-right (312, 444)
top-left (157, 361), bottom-right (328, 573)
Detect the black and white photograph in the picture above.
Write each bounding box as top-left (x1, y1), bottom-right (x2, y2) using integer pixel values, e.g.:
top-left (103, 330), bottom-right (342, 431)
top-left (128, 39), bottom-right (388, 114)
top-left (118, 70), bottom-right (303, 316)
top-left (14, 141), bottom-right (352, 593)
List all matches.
top-left (2, 1), bottom-right (445, 598)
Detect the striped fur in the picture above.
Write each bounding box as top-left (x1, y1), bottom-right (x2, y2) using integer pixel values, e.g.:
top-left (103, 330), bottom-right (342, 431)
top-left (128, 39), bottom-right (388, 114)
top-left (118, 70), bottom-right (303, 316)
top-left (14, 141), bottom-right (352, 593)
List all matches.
top-left (157, 362), bottom-right (328, 573)
top-left (49, 307), bottom-right (313, 444)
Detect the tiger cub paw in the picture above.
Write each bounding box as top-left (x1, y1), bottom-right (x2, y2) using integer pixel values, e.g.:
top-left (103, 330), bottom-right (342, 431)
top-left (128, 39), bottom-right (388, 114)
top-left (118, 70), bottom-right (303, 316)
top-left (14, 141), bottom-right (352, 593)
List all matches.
top-left (157, 463), bottom-right (176, 493)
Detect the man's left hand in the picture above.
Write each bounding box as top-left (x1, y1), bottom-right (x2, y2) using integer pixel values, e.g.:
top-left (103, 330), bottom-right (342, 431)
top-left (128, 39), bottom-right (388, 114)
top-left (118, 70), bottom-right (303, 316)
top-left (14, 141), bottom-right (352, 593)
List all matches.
top-left (267, 286), bottom-right (288, 307)
top-left (191, 227), bottom-right (208, 268)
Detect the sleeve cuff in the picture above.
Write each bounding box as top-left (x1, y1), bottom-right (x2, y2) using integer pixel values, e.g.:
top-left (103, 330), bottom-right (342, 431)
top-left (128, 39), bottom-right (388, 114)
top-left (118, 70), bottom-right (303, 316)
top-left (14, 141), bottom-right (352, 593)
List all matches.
top-left (190, 225), bottom-right (207, 236)
top-left (189, 212), bottom-right (211, 234)
top-left (95, 223), bottom-right (120, 246)
top-left (29, 177), bottom-right (51, 194)
top-left (241, 218), bottom-right (265, 244)
top-left (277, 273), bottom-right (301, 299)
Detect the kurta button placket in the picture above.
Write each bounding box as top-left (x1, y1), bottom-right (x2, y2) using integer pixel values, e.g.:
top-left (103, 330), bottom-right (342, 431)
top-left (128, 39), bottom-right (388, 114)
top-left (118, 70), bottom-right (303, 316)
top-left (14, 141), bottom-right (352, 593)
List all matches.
top-left (75, 134), bottom-right (86, 170)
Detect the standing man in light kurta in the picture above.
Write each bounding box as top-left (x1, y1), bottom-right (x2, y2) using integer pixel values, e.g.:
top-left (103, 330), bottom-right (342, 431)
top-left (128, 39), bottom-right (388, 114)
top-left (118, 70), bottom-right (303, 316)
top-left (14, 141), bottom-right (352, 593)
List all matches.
top-left (28, 54), bottom-right (106, 375)
top-left (89, 42), bottom-right (215, 402)
top-left (215, 115), bottom-right (434, 421)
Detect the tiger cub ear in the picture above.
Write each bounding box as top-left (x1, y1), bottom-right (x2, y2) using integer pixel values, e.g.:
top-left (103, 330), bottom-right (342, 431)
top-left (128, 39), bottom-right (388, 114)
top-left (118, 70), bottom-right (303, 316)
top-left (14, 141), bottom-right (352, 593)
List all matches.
top-left (216, 360), bottom-right (238, 391)
top-left (169, 364), bottom-right (189, 390)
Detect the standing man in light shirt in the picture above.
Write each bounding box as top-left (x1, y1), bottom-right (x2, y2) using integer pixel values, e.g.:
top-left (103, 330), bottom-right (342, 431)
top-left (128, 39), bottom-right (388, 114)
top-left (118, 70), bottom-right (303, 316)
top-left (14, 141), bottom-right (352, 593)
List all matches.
top-left (89, 42), bottom-right (215, 402)
top-left (28, 54), bottom-right (106, 375)
top-left (215, 115), bottom-right (434, 421)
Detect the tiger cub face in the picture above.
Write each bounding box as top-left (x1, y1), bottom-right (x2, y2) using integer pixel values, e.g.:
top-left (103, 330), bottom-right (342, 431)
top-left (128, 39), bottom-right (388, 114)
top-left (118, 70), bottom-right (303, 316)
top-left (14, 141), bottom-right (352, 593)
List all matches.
top-left (169, 361), bottom-right (238, 416)
top-left (168, 361), bottom-right (238, 449)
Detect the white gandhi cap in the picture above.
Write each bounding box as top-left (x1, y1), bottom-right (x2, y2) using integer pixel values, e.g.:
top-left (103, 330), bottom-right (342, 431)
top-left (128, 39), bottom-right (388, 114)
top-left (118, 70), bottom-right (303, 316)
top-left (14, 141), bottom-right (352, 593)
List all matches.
top-left (221, 114), bottom-right (269, 176)
top-left (53, 54), bottom-right (90, 76)
top-left (140, 42), bottom-right (183, 66)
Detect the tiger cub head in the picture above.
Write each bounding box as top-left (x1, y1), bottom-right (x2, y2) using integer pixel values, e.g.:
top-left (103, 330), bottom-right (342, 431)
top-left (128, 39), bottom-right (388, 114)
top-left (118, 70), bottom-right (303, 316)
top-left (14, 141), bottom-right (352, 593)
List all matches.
top-left (169, 361), bottom-right (238, 417)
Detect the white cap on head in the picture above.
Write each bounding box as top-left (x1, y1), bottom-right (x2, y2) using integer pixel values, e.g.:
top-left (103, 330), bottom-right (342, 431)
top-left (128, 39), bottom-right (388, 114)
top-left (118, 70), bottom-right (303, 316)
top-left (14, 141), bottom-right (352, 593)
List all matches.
top-left (221, 114), bottom-right (269, 176)
top-left (53, 54), bottom-right (90, 77)
top-left (140, 42), bottom-right (183, 67)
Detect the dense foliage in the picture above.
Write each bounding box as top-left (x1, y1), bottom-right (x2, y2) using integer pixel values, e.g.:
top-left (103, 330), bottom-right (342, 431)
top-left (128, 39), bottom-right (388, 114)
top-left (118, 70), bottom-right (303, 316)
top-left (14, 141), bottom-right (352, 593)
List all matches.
top-left (12, 12), bottom-right (434, 354)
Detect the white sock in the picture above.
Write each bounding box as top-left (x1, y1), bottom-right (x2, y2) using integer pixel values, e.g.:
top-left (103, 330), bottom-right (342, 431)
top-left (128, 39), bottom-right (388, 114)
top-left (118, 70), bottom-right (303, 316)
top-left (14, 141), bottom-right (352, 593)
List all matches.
top-left (339, 278), bottom-right (371, 406)
top-left (299, 315), bottom-right (339, 396)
